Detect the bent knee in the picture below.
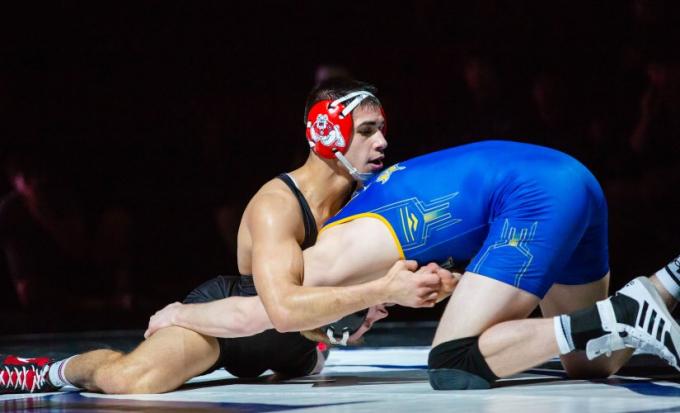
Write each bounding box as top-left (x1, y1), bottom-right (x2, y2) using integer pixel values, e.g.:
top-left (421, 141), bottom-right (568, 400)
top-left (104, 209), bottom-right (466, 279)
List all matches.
top-left (427, 337), bottom-right (498, 390)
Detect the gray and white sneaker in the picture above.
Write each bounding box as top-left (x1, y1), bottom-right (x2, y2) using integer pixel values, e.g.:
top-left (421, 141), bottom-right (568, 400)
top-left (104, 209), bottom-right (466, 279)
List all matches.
top-left (586, 276), bottom-right (680, 369)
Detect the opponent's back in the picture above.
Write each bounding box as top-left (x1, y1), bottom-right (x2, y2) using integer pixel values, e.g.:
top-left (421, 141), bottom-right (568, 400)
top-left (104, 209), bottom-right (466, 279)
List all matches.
top-left (324, 140), bottom-right (595, 266)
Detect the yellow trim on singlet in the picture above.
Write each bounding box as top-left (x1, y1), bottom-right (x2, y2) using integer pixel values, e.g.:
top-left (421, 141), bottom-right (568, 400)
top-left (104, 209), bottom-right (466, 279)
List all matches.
top-left (320, 213), bottom-right (405, 260)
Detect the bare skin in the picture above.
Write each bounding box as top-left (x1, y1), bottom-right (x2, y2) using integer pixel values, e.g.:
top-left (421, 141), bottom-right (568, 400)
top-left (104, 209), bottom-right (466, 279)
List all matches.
top-left (144, 261), bottom-right (457, 339)
top-left (432, 271), bottom-right (677, 379)
top-left (61, 104), bottom-right (450, 394)
top-left (143, 217), bottom-right (456, 340)
top-left (240, 105), bottom-right (442, 332)
top-left (67, 327), bottom-right (218, 394)
top-left (151, 213), bottom-right (679, 383)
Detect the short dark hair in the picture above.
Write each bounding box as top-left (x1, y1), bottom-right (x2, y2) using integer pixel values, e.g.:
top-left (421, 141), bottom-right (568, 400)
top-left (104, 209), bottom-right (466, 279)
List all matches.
top-left (303, 78), bottom-right (380, 126)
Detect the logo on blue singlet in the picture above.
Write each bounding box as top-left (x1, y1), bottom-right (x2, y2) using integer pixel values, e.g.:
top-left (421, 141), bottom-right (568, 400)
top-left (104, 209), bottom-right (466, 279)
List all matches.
top-left (376, 164), bottom-right (406, 184)
top-left (372, 192), bottom-right (461, 253)
top-left (472, 219), bottom-right (538, 286)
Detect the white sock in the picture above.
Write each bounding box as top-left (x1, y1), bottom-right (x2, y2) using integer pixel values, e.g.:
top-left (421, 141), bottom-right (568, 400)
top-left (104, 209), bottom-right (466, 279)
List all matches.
top-left (655, 254), bottom-right (680, 302)
top-left (48, 356), bottom-right (77, 388)
top-left (553, 315), bottom-right (575, 355)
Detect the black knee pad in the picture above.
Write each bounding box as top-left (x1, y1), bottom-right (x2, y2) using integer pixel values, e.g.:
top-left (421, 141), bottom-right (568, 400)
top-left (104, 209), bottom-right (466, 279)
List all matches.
top-left (427, 337), bottom-right (498, 390)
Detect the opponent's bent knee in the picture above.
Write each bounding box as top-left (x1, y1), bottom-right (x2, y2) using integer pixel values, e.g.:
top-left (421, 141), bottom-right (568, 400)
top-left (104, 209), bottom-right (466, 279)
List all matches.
top-left (427, 337), bottom-right (498, 390)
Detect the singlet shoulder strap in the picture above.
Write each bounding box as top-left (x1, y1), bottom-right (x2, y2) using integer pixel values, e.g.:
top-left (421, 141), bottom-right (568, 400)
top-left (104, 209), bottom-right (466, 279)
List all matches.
top-left (276, 173), bottom-right (318, 248)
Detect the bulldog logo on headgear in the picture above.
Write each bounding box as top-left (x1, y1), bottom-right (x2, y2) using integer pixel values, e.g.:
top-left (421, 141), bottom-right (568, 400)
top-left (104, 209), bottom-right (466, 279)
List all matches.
top-left (309, 113), bottom-right (346, 149)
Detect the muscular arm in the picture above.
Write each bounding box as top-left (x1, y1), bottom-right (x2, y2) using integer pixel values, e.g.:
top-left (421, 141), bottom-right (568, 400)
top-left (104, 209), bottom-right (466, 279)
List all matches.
top-left (252, 200), bottom-right (443, 333)
top-left (146, 196), bottom-right (447, 338)
top-left (250, 197), bottom-right (386, 332)
top-left (144, 296), bottom-right (273, 339)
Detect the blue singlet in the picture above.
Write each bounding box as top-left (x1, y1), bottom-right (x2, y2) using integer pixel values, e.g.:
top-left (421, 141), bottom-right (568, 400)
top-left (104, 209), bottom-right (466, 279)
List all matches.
top-left (323, 140), bottom-right (609, 298)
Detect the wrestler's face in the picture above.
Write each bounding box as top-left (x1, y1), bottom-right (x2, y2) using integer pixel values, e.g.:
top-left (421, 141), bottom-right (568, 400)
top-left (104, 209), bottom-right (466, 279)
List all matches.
top-left (343, 105), bottom-right (387, 175)
top-left (348, 304), bottom-right (389, 342)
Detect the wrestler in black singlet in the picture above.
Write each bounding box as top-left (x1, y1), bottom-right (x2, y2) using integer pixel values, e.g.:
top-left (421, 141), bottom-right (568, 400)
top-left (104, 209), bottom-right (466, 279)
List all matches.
top-left (183, 173), bottom-right (318, 378)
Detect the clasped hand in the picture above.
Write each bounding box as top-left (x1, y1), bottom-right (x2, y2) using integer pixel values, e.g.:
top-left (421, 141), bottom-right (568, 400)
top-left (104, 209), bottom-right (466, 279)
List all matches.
top-left (382, 260), bottom-right (460, 308)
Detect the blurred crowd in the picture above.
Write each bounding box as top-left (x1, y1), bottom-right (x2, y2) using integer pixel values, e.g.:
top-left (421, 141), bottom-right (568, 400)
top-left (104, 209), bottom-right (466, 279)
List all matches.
top-left (0, 0), bottom-right (678, 332)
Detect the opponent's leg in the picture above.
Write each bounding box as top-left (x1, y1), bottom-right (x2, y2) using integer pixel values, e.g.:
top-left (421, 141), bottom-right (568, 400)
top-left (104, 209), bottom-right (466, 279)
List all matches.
top-left (432, 273), bottom-right (540, 346)
top-left (429, 272), bottom-right (540, 389)
top-left (554, 257), bottom-right (680, 370)
top-left (429, 275), bottom-right (608, 389)
top-left (66, 326), bottom-right (219, 394)
top-left (650, 255), bottom-right (680, 308)
top-left (431, 257), bottom-right (680, 391)
top-left (540, 273), bottom-right (633, 378)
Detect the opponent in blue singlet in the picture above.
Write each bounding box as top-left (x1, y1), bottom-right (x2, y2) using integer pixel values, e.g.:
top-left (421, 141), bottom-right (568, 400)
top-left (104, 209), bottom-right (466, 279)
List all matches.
top-left (323, 140), bottom-right (609, 298)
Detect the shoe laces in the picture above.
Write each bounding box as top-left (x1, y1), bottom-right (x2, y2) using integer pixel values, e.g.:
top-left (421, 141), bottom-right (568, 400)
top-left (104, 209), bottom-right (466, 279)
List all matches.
top-left (1, 363), bottom-right (49, 393)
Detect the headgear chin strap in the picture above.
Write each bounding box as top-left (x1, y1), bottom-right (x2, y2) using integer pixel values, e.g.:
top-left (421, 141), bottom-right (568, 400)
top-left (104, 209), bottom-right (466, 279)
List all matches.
top-left (306, 90), bottom-right (382, 182)
top-left (334, 152), bottom-right (377, 182)
top-left (323, 309), bottom-right (369, 346)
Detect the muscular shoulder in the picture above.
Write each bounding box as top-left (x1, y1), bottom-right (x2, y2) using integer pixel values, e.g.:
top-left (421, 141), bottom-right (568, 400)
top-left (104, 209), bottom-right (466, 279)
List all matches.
top-left (245, 178), bottom-right (303, 242)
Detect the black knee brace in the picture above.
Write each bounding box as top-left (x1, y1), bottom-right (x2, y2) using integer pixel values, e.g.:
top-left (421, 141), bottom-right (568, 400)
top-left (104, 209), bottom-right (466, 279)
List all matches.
top-left (427, 337), bottom-right (498, 390)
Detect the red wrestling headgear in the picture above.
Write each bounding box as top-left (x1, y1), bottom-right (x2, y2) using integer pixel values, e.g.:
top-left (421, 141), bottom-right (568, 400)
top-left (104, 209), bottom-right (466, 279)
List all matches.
top-left (305, 90), bottom-right (377, 159)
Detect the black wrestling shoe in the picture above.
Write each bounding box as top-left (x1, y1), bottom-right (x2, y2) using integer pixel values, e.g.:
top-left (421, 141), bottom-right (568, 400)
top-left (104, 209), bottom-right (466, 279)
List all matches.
top-left (0, 354), bottom-right (56, 393)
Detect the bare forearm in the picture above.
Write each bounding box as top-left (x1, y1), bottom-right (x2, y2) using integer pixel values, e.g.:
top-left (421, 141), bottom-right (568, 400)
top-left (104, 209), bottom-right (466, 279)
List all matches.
top-left (263, 260), bottom-right (442, 332)
top-left (267, 279), bottom-right (388, 332)
top-left (173, 297), bottom-right (273, 338)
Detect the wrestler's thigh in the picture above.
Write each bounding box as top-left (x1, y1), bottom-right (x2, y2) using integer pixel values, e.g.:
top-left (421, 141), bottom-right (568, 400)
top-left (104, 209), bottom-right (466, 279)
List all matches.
top-left (117, 326), bottom-right (220, 392)
top-left (540, 272), bottom-right (610, 316)
top-left (432, 271), bottom-right (540, 346)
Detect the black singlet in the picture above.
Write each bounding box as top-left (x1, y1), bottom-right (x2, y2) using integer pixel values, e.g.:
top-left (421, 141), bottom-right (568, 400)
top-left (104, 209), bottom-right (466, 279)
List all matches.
top-left (276, 173), bottom-right (318, 249)
top-left (182, 172), bottom-right (321, 377)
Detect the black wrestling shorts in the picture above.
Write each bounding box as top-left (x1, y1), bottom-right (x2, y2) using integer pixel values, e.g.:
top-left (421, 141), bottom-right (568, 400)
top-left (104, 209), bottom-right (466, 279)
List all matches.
top-left (183, 275), bottom-right (318, 378)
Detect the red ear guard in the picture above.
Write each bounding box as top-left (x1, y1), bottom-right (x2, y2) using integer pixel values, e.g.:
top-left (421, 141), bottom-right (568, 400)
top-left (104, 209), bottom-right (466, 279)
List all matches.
top-left (306, 90), bottom-right (377, 159)
top-left (306, 100), bottom-right (351, 159)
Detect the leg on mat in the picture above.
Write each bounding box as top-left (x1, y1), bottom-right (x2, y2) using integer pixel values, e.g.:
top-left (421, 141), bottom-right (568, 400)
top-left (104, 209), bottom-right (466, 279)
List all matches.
top-left (67, 326), bottom-right (220, 394)
top-left (540, 273), bottom-right (633, 378)
top-left (429, 272), bottom-right (540, 389)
